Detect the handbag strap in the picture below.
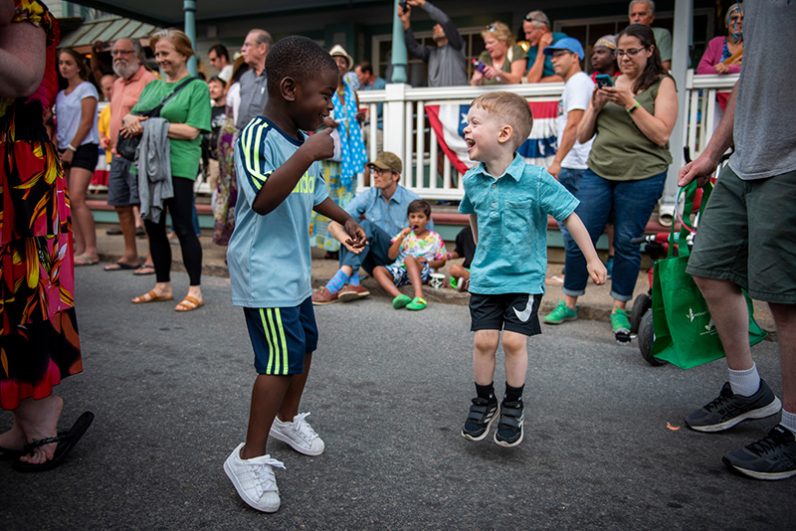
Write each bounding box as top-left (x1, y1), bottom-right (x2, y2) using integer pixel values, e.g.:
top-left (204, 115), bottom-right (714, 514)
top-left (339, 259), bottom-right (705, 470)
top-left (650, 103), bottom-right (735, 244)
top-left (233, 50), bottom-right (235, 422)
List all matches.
top-left (138, 76), bottom-right (197, 117)
top-left (668, 179), bottom-right (714, 259)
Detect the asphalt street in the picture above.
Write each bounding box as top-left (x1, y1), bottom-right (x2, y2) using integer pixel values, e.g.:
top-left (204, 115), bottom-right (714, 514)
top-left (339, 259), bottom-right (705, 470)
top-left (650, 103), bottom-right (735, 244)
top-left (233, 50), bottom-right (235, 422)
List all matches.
top-left (1, 268), bottom-right (794, 529)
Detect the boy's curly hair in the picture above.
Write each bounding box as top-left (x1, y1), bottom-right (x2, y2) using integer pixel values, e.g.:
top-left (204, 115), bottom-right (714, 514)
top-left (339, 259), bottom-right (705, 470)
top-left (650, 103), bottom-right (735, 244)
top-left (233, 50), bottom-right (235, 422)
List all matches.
top-left (470, 92), bottom-right (533, 150)
top-left (266, 36), bottom-right (339, 96)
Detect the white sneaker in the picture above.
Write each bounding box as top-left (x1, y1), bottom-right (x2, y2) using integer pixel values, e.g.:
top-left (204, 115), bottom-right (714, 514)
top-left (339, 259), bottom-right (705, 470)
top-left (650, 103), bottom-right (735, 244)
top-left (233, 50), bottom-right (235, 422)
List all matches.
top-left (223, 443), bottom-right (286, 513)
top-left (270, 412), bottom-right (325, 456)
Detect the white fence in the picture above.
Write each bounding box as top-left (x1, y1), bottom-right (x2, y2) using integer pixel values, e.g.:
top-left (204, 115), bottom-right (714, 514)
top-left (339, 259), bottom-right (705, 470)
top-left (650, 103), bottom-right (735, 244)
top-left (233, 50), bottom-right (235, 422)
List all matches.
top-left (357, 72), bottom-right (739, 201)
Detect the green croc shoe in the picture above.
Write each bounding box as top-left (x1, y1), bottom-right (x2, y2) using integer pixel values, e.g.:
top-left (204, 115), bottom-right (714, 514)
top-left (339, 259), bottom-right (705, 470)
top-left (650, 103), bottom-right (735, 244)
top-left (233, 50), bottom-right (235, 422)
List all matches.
top-left (543, 301), bottom-right (578, 325)
top-left (406, 296), bottom-right (427, 311)
top-left (392, 294), bottom-right (412, 309)
top-left (611, 308), bottom-right (632, 343)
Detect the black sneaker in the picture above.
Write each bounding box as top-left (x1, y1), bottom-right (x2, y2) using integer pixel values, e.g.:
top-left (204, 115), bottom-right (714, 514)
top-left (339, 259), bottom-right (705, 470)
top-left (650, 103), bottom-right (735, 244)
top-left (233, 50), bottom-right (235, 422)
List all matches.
top-left (685, 380), bottom-right (782, 433)
top-left (461, 397), bottom-right (499, 442)
top-left (722, 425), bottom-right (796, 480)
top-left (494, 400), bottom-right (524, 447)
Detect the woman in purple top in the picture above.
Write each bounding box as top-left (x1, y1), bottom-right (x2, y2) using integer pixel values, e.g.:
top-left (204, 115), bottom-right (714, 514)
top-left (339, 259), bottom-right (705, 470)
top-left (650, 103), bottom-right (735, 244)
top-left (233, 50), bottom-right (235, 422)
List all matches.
top-left (697, 3), bottom-right (743, 76)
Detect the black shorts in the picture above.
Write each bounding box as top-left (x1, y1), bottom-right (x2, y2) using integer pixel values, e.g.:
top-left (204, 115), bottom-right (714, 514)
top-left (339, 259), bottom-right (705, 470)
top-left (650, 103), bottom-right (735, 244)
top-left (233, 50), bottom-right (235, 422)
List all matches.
top-left (469, 293), bottom-right (543, 336)
top-left (107, 155), bottom-right (140, 206)
top-left (59, 143), bottom-right (99, 172)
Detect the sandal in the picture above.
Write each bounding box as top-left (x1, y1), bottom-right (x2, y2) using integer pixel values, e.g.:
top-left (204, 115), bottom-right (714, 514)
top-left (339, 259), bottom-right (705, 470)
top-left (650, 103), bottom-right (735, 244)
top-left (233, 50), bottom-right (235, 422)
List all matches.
top-left (131, 289), bottom-right (173, 304)
top-left (74, 255), bottom-right (99, 266)
top-left (103, 261), bottom-right (142, 272)
top-left (133, 264), bottom-right (156, 276)
top-left (406, 296), bottom-right (427, 311)
top-left (0, 445), bottom-right (24, 461)
top-left (175, 295), bottom-right (203, 312)
top-left (13, 411), bottom-right (94, 472)
top-left (392, 294), bottom-right (412, 309)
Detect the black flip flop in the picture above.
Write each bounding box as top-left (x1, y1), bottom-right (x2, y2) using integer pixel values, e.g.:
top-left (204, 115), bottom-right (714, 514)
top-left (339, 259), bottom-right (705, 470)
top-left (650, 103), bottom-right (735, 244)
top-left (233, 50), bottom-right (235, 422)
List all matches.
top-left (13, 411), bottom-right (94, 472)
top-left (103, 261), bottom-right (143, 272)
top-left (0, 446), bottom-right (24, 460)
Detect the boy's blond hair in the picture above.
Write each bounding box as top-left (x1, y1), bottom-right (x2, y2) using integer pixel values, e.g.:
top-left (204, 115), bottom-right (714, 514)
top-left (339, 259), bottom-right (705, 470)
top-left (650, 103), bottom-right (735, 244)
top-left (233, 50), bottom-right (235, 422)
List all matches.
top-left (470, 92), bottom-right (533, 149)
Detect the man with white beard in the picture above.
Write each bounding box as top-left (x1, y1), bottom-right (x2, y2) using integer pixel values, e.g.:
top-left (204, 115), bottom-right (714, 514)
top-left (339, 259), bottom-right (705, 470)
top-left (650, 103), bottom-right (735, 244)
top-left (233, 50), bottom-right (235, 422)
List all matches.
top-left (103, 38), bottom-right (156, 271)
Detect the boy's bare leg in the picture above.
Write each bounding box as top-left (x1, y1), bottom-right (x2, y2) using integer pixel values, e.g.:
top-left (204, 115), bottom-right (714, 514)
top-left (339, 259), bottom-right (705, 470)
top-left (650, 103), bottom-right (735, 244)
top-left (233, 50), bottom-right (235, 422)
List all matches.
top-left (770, 303), bottom-right (796, 413)
top-left (404, 256), bottom-right (424, 299)
top-left (473, 330), bottom-right (500, 385)
top-left (502, 331), bottom-right (529, 388)
top-left (449, 264), bottom-right (470, 280)
top-left (278, 353), bottom-right (313, 422)
top-left (241, 375), bottom-right (291, 459)
top-left (693, 276), bottom-right (753, 369)
top-left (373, 266), bottom-right (401, 298)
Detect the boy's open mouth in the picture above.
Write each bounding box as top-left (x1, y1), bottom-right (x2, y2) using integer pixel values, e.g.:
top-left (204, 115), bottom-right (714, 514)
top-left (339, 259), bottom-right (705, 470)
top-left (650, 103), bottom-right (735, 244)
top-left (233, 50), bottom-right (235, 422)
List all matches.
top-left (465, 138), bottom-right (475, 148)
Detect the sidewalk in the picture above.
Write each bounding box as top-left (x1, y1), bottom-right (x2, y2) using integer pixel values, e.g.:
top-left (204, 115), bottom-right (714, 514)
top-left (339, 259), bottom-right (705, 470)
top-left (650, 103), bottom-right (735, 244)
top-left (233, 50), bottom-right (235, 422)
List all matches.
top-left (93, 222), bottom-right (775, 329)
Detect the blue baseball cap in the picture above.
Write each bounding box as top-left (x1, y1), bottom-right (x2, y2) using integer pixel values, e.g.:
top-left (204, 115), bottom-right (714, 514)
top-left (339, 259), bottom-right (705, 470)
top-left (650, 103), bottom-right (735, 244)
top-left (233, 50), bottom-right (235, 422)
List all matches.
top-left (544, 37), bottom-right (585, 60)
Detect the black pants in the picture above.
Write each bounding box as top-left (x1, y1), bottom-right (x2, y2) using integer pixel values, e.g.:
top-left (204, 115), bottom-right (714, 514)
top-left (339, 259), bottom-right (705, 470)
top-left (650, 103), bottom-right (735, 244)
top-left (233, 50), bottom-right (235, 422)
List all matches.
top-left (144, 176), bottom-right (202, 286)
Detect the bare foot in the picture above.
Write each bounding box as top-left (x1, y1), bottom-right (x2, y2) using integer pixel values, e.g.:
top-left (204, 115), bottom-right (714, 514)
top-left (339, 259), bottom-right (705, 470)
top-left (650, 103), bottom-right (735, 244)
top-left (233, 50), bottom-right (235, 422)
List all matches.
top-left (0, 418), bottom-right (27, 451)
top-left (16, 395), bottom-right (64, 465)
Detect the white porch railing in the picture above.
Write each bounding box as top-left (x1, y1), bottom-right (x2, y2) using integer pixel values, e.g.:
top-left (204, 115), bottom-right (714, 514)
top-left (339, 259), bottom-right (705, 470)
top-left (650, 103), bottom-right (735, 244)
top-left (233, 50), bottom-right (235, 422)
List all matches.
top-left (356, 72), bottom-right (740, 202)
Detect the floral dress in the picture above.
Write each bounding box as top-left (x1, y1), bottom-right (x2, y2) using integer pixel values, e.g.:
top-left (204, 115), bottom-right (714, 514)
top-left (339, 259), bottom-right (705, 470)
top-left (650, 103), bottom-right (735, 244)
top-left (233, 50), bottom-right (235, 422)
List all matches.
top-left (0, 0), bottom-right (81, 410)
top-left (212, 105), bottom-right (238, 245)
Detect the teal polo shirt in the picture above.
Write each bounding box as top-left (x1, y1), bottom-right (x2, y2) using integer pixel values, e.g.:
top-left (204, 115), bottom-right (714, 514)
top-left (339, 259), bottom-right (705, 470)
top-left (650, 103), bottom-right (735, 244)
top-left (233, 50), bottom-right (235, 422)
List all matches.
top-left (459, 154), bottom-right (578, 295)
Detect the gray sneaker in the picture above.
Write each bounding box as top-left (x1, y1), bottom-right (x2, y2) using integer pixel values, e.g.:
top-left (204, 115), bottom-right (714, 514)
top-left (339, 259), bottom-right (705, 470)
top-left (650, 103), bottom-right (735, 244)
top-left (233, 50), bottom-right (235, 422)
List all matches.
top-left (722, 425), bottom-right (796, 481)
top-left (685, 380), bottom-right (782, 433)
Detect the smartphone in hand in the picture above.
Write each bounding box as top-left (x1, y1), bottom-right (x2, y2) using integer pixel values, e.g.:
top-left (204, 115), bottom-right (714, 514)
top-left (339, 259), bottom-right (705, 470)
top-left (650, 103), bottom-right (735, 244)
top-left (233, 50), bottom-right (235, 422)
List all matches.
top-left (595, 74), bottom-right (614, 89)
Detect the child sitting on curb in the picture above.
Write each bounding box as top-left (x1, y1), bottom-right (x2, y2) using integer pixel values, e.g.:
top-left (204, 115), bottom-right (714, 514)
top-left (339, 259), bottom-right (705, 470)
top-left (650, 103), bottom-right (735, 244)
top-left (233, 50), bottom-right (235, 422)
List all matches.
top-left (373, 200), bottom-right (447, 311)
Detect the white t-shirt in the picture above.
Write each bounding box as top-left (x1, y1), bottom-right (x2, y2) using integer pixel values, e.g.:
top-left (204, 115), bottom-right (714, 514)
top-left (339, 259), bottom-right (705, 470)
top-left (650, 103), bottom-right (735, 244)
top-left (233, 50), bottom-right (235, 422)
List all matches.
top-left (55, 81), bottom-right (99, 150)
top-left (556, 71), bottom-right (594, 170)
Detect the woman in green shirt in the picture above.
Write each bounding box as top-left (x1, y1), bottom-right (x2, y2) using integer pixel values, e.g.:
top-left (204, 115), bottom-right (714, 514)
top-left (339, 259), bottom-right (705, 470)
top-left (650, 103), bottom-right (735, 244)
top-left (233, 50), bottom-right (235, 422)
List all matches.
top-left (121, 29), bottom-right (211, 312)
top-left (470, 21), bottom-right (527, 86)
top-left (545, 24), bottom-right (677, 343)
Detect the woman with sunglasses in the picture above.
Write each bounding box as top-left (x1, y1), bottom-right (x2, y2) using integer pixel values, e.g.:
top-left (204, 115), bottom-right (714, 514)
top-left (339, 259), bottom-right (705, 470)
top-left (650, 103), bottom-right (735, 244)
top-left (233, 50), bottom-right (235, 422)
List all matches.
top-left (470, 22), bottom-right (526, 86)
top-left (543, 24), bottom-right (677, 343)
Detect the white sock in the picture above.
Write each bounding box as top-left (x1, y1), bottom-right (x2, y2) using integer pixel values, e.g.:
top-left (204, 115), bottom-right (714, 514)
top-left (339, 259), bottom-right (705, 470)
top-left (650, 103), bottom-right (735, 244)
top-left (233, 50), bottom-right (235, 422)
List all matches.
top-left (728, 364), bottom-right (760, 397)
top-left (781, 409), bottom-right (796, 434)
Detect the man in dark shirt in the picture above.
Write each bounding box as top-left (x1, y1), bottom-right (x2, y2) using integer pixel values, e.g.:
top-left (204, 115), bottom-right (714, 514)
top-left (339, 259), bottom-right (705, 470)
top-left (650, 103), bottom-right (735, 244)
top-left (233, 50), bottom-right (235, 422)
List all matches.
top-left (399, 0), bottom-right (467, 87)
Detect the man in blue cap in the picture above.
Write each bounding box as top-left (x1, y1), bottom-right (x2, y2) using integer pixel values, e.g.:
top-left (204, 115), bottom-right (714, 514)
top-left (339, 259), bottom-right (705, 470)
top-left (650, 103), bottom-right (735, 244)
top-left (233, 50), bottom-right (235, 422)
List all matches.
top-left (542, 37), bottom-right (596, 325)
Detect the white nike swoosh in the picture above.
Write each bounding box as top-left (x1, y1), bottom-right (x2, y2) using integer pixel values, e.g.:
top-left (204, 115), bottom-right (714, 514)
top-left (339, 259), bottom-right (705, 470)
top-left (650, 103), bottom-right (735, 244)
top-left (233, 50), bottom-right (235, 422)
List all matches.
top-left (513, 299), bottom-right (533, 322)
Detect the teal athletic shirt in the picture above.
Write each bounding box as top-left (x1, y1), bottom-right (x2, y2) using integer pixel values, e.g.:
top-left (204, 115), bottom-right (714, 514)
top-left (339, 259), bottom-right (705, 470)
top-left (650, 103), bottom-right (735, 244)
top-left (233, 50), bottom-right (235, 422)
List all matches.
top-left (227, 116), bottom-right (329, 308)
top-left (459, 154), bottom-right (578, 295)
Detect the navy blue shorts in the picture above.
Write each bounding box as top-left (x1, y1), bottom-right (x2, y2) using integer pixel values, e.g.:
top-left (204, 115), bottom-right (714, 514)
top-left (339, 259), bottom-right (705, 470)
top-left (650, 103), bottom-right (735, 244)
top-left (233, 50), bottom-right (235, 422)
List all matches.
top-left (243, 297), bottom-right (318, 376)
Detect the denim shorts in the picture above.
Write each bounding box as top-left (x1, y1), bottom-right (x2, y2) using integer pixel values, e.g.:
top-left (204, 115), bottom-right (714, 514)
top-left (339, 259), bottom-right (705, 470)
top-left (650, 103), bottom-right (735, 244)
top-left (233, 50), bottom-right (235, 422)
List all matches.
top-left (107, 155), bottom-right (140, 206)
top-left (687, 165), bottom-right (796, 304)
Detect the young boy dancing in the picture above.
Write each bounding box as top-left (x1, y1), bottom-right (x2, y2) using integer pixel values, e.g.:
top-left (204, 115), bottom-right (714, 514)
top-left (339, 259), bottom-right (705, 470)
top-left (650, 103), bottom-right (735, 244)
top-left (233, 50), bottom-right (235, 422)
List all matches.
top-left (372, 199), bottom-right (446, 311)
top-left (459, 92), bottom-right (606, 447)
top-left (224, 36), bottom-right (366, 513)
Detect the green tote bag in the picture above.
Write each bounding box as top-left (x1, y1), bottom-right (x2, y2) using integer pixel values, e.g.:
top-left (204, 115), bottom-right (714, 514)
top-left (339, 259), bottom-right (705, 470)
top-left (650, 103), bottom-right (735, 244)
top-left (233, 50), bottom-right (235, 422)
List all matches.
top-left (650, 180), bottom-right (767, 369)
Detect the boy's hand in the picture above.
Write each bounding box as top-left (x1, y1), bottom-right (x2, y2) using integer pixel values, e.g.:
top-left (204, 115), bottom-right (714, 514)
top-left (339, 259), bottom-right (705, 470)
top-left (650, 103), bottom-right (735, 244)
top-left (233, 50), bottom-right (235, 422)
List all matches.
top-left (301, 128), bottom-right (335, 161)
top-left (343, 218), bottom-right (367, 250)
top-left (587, 258), bottom-right (608, 285)
top-left (399, 227), bottom-right (412, 238)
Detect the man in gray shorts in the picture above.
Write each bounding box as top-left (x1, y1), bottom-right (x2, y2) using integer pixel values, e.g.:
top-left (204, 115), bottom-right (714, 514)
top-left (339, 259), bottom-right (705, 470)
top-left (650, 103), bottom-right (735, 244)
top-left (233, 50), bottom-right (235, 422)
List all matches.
top-left (678, 1), bottom-right (796, 481)
top-left (104, 38), bottom-right (156, 270)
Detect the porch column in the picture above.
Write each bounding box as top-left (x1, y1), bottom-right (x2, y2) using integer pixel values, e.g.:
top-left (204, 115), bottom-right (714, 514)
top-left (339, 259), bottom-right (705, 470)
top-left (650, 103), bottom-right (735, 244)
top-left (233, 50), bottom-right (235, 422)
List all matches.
top-left (660, 0), bottom-right (693, 223)
top-left (390, 0), bottom-right (407, 83)
top-left (184, 0), bottom-right (197, 76)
